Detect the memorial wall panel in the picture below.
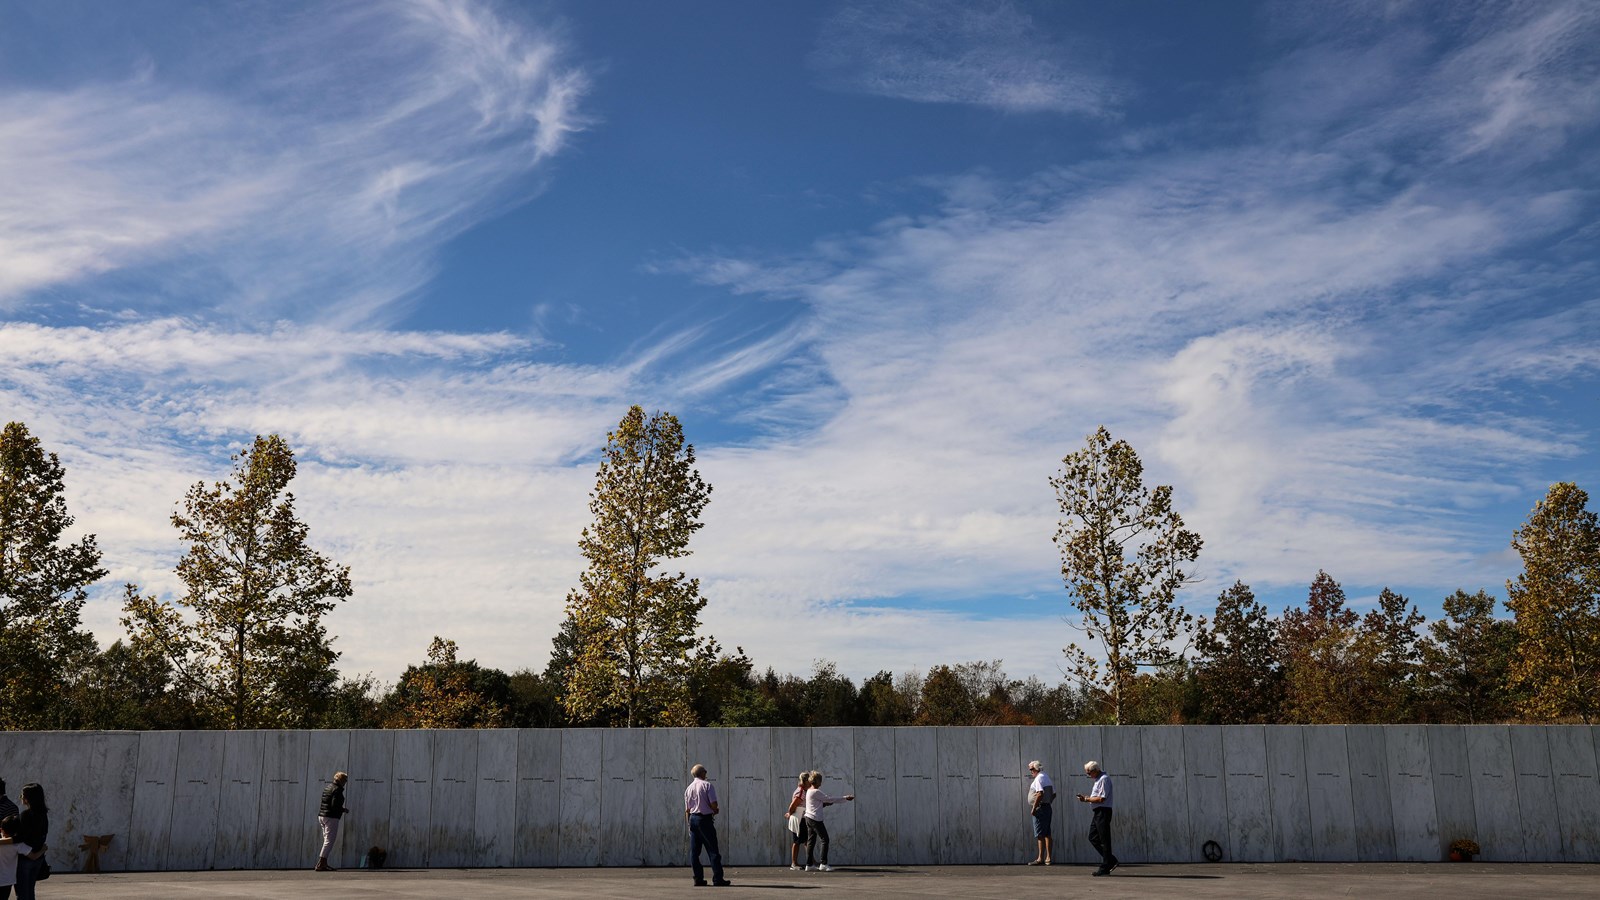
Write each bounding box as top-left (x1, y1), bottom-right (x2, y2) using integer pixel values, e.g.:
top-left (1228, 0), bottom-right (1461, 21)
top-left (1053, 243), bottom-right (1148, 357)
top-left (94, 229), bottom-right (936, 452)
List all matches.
top-left (344, 729), bottom-right (394, 871)
top-left (514, 729), bottom-right (561, 867)
top-left (975, 726), bottom-right (1020, 864)
top-left (1547, 726), bottom-right (1600, 862)
top-left (600, 729), bottom-right (645, 866)
top-left (1101, 727), bottom-right (1147, 863)
top-left (936, 727), bottom-right (980, 864)
top-left (430, 730), bottom-right (480, 868)
top-left (726, 728), bottom-right (775, 866)
top-left (79, 732), bottom-right (141, 873)
top-left (812, 727), bottom-right (855, 861)
top-left (215, 731), bottom-right (265, 869)
top-left (1346, 725), bottom-right (1396, 861)
top-left (389, 729), bottom-right (435, 867)
top-left (255, 731), bottom-right (311, 869)
top-left (1140, 726), bottom-right (1189, 862)
top-left (1427, 726), bottom-right (1475, 864)
top-left (642, 727), bottom-right (688, 867)
top-left (852, 727), bottom-right (897, 865)
top-left (1265, 726), bottom-right (1313, 861)
top-left (1058, 726), bottom-right (1103, 865)
top-left (474, 730), bottom-right (518, 868)
top-left (1463, 726), bottom-right (1523, 862)
top-left (303, 730), bottom-right (350, 867)
top-left (894, 727), bottom-right (939, 865)
top-left (128, 731), bottom-right (181, 871)
top-left (1509, 726), bottom-right (1561, 861)
top-left (1181, 725), bottom-right (1227, 863)
top-left (1302, 725), bottom-right (1355, 861)
top-left (167, 731), bottom-right (225, 871)
top-left (1221, 725), bottom-right (1273, 862)
top-left (1384, 725), bottom-right (1439, 861)
top-left (559, 730), bottom-right (603, 867)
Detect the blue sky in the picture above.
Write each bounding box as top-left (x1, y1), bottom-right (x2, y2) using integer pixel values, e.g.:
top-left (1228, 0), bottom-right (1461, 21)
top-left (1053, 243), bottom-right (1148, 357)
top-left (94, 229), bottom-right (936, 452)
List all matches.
top-left (2, 0), bottom-right (1597, 684)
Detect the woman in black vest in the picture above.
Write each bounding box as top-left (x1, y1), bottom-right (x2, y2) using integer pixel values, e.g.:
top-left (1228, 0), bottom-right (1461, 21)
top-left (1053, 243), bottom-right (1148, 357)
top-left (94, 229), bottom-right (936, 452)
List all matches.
top-left (13, 784), bottom-right (46, 900)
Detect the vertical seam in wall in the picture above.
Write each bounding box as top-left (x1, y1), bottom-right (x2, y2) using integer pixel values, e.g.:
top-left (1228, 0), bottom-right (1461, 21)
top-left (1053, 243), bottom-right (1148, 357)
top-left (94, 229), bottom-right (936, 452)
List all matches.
top-left (1296, 726), bottom-right (1312, 861)
top-left (1546, 728), bottom-right (1566, 861)
top-left (1336, 725), bottom-right (1356, 862)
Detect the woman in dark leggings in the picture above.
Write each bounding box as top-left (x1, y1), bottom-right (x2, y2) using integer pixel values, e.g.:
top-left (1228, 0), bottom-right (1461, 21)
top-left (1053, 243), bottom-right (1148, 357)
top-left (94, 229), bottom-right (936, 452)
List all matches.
top-left (13, 785), bottom-right (46, 900)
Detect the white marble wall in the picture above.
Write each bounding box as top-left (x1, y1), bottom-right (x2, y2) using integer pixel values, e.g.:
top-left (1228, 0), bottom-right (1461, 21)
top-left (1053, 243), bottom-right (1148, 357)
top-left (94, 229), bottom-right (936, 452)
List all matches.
top-left (21, 725), bottom-right (1600, 871)
top-left (1181, 726), bottom-right (1227, 863)
top-left (1221, 725), bottom-right (1273, 861)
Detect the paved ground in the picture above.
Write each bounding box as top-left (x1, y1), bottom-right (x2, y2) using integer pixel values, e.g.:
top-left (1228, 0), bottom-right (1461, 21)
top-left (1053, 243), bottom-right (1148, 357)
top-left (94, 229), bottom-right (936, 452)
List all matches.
top-left (35, 863), bottom-right (1600, 899)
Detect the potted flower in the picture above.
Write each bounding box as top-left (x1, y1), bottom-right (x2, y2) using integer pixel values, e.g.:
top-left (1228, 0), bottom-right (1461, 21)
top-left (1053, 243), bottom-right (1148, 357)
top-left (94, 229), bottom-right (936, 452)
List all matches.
top-left (1448, 839), bottom-right (1479, 862)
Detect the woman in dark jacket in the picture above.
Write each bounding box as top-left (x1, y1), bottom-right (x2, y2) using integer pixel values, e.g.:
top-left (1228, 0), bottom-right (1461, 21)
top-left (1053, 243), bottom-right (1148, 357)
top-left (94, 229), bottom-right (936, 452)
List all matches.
top-left (13, 783), bottom-right (46, 900)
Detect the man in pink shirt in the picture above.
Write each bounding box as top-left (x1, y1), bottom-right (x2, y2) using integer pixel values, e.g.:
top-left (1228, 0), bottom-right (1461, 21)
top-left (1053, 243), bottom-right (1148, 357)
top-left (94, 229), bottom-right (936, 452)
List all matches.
top-left (684, 764), bottom-right (732, 887)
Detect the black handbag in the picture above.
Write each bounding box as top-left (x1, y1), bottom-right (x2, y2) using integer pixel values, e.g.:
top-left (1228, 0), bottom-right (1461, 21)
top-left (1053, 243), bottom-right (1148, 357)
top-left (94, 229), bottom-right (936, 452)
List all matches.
top-left (34, 857), bottom-right (49, 881)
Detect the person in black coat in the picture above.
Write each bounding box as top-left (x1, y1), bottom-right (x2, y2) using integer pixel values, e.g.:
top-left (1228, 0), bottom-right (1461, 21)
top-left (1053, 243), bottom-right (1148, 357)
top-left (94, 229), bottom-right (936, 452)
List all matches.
top-left (315, 772), bottom-right (349, 872)
top-left (13, 784), bottom-right (46, 900)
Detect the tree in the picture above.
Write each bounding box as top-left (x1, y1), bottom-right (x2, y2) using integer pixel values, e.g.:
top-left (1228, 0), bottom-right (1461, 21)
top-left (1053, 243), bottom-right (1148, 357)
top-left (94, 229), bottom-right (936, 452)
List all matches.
top-left (1506, 482), bottom-right (1600, 723)
top-left (1281, 580), bottom-right (1422, 724)
top-left (382, 637), bottom-right (509, 728)
top-left (1355, 587), bottom-right (1424, 723)
top-left (0, 422), bottom-right (105, 727)
top-left (1193, 581), bottom-right (1282, 724)
top-left (916, 665), bottom-right (975, 725)
top-left (860, 670), bottom-right (917, 726)
top-left (1417, 590), bottom-right (1518, 723)
top-left (122, 434), bottom-right (353, 728)
top-left (1051, 426), bottom-right (1203, 724)
top-left (561, 406), bottom-right (714, 727)
top-left (60, 639), bottom-right (202, 730)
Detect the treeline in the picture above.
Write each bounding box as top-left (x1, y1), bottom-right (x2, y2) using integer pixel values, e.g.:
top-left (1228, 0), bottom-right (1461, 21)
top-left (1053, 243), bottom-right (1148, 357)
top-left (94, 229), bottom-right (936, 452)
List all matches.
top-left (2, 416), bottom-right (1597, 731)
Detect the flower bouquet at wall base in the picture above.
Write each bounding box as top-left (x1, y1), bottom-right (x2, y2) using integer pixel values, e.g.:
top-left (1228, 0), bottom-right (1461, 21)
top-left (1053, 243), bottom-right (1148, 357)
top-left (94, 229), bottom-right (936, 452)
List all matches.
top-left (1448, 839), bottom-right (1480, 862)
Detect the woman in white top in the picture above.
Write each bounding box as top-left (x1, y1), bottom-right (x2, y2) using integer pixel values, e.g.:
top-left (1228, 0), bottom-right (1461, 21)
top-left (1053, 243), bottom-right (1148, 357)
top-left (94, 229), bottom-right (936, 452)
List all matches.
top-left (802, 771), bottom-right (854, 871)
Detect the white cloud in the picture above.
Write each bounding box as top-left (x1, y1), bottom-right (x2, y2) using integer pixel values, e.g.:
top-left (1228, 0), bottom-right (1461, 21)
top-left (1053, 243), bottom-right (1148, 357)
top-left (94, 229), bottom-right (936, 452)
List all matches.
top-left (0, 0), bottom-right (588, 322)
top-left (811, 0), bottom-right (1119, 116)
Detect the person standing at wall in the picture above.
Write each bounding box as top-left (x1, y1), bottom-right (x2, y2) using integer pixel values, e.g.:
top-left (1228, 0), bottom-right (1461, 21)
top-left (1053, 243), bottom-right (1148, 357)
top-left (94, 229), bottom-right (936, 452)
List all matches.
top-left (12, 784), bottom-right (47, 900)
top-left (802, 772), bottom-right (854, 872)
top-left (1025, 760), bottom-right (1054, 865)
top-left (784, 771), bottom-right (810, 870)
top-left (1075, 761), bottom-right (1117, 876)
top-left (314, 772), bottom-right (349, 872)
top-left (684, 764), bottom-right (731, 887)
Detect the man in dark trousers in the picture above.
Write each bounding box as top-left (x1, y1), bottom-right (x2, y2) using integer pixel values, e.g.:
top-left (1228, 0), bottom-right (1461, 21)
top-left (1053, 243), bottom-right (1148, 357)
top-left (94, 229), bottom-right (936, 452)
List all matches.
top-left (315, 771), bottom-right (349, 872)
top-left (1076, 760), bottom-right (1118, 876)
top-left (684, 764), bottom-right (732, 887)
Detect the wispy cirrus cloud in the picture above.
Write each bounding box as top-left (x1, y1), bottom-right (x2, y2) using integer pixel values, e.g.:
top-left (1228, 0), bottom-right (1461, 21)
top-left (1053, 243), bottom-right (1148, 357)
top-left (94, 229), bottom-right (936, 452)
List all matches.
top-left (810, 0), bottom-right (1120, 116)
top-left (0, 0), bottom-right (588, 323)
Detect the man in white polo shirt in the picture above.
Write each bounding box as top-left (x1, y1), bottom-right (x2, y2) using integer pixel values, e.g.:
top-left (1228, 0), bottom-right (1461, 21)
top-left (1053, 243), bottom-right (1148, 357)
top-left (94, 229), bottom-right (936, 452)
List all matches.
top-left (1075, 760), bottom-right (1118, 876)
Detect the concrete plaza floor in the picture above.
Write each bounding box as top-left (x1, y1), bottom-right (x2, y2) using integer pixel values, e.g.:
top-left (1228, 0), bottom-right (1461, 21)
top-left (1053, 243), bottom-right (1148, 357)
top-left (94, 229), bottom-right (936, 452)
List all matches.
top-left (34, 862), bottom-right (1600, 899)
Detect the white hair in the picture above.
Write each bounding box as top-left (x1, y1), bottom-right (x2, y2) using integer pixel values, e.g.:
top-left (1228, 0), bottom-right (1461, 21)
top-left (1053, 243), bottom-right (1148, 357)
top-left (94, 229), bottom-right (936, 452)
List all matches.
top-left (1084, 760), bottom-right (1101, 773)
top-left (1028, 760), bottom-right (1043, 771)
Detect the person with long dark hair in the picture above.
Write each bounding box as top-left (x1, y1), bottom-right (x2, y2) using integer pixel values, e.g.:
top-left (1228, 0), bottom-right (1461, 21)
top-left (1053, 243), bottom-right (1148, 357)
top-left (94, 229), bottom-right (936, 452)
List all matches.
top-left (13, 784), bottom-right (46, 900)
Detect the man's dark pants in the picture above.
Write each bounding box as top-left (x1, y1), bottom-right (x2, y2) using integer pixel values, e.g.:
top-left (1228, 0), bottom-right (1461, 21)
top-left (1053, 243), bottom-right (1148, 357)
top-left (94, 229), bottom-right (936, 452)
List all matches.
top-left (1089, 807), bottom-right (1116, 871)
top-left (688, 813), bottom-right (725, 884)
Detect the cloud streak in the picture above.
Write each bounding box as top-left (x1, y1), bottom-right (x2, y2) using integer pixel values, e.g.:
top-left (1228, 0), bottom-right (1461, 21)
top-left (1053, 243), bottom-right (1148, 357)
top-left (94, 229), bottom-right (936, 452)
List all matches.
top-left (811, 0), bottom-right (1119, 116)
top-left (0, 0), bottom-right (588, 323)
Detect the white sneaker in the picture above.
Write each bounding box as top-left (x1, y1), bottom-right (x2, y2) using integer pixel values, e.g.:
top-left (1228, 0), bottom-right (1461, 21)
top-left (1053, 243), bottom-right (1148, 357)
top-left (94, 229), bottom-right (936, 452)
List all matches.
top-left (790, 865), bottom-right (802, 871)
top-left (817, 864), bottom-right (833, 872)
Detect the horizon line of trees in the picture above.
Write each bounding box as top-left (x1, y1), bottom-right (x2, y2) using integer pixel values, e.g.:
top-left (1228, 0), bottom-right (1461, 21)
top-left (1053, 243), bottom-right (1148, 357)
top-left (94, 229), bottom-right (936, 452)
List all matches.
top-left (2, 415), bottom-right (1596, 732)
